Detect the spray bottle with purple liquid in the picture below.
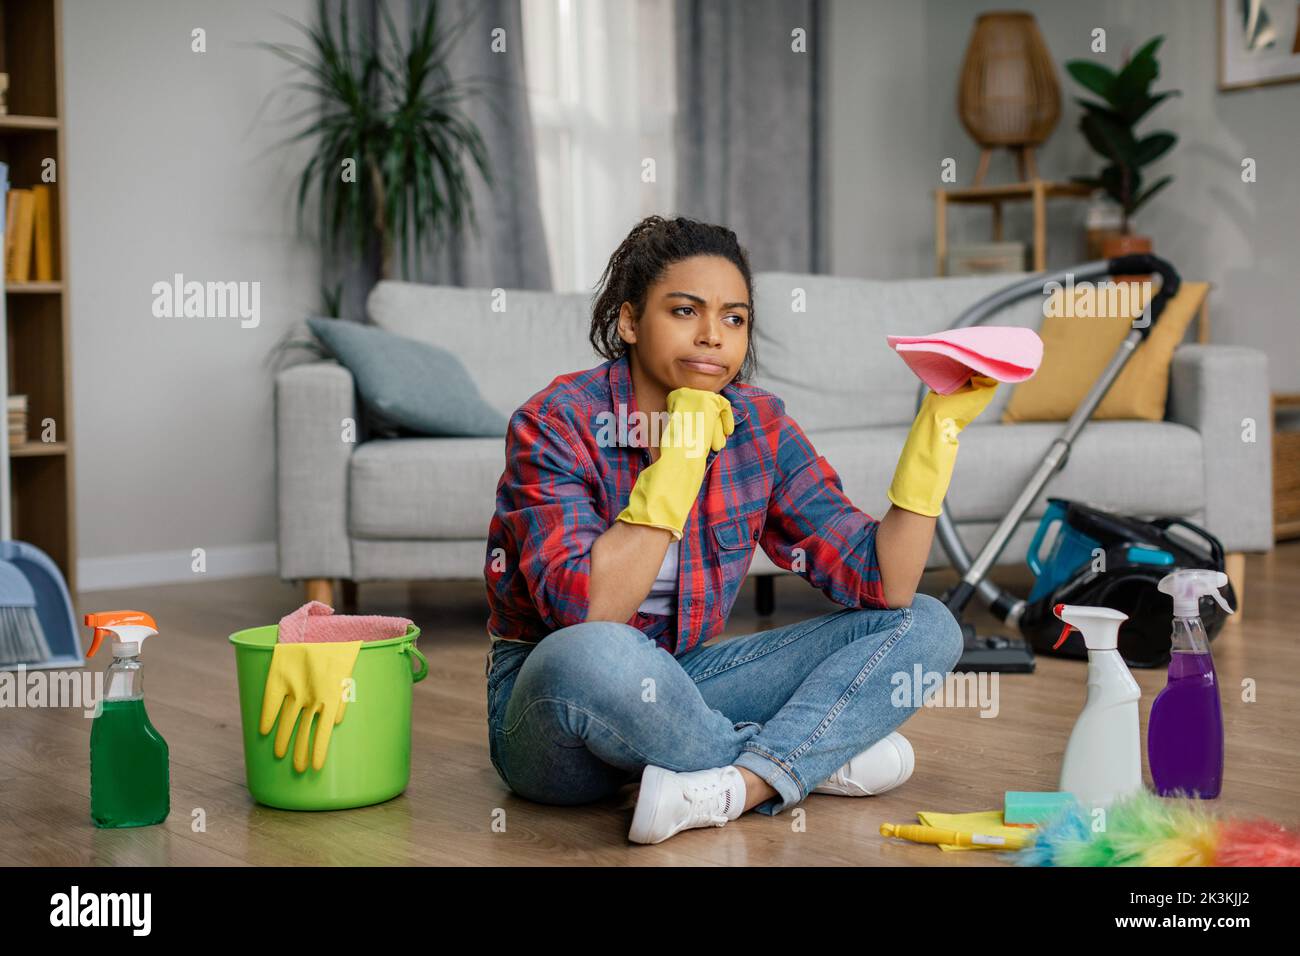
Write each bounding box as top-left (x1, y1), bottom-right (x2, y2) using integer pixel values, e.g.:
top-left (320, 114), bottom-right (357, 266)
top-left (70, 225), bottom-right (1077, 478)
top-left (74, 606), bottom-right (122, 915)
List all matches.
top-left (1147, 569), bottom-right (1235, 799)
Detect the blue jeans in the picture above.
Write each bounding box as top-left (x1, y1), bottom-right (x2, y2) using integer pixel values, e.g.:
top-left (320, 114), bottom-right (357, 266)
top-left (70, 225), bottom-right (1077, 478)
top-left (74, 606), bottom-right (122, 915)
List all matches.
top-left (485, 594), bottom-right (963, 815)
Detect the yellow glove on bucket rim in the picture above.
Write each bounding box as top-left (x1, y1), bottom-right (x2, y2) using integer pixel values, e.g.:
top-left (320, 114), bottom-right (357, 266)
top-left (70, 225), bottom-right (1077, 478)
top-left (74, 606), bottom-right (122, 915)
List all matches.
top-left (616, 386), bottom-right (734, 540)
top-left (887, 375), bottom-right (998, 517)
top-left (259, 640), bottom-right (363, 773)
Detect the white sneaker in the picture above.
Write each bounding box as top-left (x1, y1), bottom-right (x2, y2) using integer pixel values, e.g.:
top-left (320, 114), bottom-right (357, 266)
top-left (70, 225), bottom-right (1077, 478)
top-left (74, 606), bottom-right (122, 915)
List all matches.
top-left (811, 732), bottom-right (915, 796)
top-left (629, 764), bottom-right (746, 844)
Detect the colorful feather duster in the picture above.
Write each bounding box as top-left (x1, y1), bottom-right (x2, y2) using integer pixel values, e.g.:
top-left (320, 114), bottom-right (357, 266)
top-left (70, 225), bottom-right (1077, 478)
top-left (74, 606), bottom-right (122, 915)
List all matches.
top-left (1009, 788), bottom-right (1300, 866)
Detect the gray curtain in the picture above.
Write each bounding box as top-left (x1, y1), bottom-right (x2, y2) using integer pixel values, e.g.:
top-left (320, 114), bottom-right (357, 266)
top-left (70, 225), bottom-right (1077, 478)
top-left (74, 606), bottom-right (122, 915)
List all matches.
top-left (415, 0), bottom-right (552, 291)
top-left (674, 0), bottom-right (828, 274)
top-left (326, 0), bottom-right (552, 322)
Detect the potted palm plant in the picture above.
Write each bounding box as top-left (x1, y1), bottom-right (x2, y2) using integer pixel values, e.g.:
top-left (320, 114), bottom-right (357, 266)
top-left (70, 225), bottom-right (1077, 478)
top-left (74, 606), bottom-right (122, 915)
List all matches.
top-left (1067, 35), bottom-right (1180, 260)
top-left (261, 0), bottom-right (495, 282)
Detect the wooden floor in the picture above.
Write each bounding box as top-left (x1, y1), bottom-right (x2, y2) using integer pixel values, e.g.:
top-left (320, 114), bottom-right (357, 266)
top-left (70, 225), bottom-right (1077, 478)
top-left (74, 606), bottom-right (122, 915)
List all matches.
top-left (2, 544), bottom-right (1297, 866)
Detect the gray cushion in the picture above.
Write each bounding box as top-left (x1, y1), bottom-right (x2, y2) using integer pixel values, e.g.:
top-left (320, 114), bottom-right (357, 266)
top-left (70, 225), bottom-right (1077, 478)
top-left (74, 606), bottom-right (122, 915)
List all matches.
top-left (349, 436), bottom-right (503, 539)
top-left (751, 271), bottom-right (1043, 431)
top-left (802, 419), bottom-right (1204, 522)
top-left (365, 281), bottom-right (601, 418)
top-left (345, 418), bottom-right (1203, 541)
top-left (307, 317), bottom-right (508, 437)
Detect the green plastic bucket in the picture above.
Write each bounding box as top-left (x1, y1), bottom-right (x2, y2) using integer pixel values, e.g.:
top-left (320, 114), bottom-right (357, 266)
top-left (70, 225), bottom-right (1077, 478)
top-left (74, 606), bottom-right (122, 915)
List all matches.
top-left (228, 624), bottom-right (427, 810)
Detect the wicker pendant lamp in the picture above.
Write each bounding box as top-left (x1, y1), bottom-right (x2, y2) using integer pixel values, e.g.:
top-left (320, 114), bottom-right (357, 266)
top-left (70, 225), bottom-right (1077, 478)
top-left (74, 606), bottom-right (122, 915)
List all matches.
top-left (958, 11), bottom-right (1060, 185)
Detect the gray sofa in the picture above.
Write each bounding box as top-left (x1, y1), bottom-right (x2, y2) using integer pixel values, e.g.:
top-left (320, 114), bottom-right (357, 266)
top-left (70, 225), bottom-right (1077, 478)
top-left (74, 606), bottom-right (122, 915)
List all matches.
top-left (275, 271), bottom-right (1273, 612)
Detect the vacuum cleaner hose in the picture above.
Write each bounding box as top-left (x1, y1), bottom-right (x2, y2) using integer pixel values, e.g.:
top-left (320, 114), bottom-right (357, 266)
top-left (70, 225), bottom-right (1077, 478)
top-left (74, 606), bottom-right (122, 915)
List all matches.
top-left (932, 255), bottom-right (1182, 625)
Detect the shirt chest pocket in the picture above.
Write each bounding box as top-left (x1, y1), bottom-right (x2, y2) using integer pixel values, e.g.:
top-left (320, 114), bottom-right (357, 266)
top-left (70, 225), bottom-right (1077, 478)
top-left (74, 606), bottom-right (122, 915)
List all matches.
top-left (711, 509), bottom-right (764, 553)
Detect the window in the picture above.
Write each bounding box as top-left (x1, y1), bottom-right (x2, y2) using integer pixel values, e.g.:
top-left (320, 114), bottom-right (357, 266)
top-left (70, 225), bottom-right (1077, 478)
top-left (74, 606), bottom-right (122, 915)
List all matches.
top-left (522, 0), bottom-right (676, 292)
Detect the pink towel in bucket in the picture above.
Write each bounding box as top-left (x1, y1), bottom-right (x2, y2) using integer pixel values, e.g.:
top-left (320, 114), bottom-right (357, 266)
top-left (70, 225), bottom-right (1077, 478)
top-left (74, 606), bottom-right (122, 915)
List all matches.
top-left (886, 326), bottom-right (1043, 395)
top-left (277, 601), bottom-right (413, 644)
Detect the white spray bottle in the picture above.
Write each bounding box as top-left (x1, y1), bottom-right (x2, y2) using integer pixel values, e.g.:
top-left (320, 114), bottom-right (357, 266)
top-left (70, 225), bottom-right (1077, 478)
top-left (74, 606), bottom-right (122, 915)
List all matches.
top-left (1053, 603), bottom-right (1143, 809)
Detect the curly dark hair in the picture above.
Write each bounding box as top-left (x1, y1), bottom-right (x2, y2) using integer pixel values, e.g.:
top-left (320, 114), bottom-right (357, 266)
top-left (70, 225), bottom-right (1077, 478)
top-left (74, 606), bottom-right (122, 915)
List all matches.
top-left (589, 215), bottom-right (757, 383)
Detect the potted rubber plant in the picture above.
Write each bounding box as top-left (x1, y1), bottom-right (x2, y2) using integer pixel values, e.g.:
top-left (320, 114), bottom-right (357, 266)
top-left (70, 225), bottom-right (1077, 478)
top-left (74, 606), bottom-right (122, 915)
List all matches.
top-left (1066, 35), bottom-right (1180, 259)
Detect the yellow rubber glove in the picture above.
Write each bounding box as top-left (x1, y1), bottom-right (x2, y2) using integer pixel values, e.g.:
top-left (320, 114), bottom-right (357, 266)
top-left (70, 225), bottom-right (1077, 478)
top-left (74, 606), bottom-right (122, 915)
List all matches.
top-left (886, 375), bottom-right (999, 517)
top-left (259, 641), bottom-right (362, 773)
top-left (616, 387), bottom-right (735, 540)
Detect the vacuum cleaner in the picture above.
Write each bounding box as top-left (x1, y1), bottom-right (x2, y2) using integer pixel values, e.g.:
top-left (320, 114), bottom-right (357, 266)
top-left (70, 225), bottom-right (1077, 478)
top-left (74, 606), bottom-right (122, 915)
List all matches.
top-left (1018, 497), bottom-right (1235, 668)
top-left (928, 253), bottom-right (1193, 672)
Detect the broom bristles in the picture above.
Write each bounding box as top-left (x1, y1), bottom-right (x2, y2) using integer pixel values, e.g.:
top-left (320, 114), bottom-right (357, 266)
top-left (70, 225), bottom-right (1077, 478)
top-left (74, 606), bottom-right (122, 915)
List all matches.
top-left (0, 605), bottom-right (54, 666)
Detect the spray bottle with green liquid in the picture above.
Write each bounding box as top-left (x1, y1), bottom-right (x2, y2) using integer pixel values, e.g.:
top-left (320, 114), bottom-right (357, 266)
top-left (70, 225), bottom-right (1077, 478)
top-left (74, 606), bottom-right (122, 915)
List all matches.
top-left (85, 611), bottom-right (170, 828)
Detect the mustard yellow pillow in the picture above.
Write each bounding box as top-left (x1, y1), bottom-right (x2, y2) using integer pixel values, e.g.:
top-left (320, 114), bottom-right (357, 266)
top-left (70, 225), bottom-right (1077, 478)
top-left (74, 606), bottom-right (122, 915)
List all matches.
top-left (1001, 279), bottom-right (1208, 422)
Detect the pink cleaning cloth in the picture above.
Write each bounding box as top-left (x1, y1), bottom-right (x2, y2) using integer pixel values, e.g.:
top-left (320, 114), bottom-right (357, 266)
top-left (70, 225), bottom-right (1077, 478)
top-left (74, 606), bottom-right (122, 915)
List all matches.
top-left (277, 601), bottom-right (413, 644)
top-left (886, 326), bottom-right (1043, 395)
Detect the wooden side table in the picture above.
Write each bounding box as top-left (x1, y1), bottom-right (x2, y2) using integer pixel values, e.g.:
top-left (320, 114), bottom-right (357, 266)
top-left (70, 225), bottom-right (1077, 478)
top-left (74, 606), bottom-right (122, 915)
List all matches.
top-left (934, 179), bottom-right (1093, 276)
top-left (1273, 392), bottom-right (1300, 541)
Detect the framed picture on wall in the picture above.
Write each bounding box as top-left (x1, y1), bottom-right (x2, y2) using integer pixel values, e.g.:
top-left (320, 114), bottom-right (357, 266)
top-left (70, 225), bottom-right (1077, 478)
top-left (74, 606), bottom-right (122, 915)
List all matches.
top-left (1219, 0), bottom-right (1300, 90)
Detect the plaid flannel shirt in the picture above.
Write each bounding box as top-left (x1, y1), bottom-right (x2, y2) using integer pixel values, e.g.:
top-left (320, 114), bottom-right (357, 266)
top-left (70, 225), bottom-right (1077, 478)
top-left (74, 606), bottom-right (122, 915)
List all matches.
top-left (484, 351), bottom-right (889, 657)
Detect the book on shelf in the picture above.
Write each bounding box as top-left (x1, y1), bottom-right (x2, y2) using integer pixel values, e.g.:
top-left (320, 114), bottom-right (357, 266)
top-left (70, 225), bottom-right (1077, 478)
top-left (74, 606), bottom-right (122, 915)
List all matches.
top-left (32, 184), bottom-right (54, 281)
top-left (5, 187), bottom-right (33, 281)
top-left (4, 185), bottom-right (56, 283)
top-left (8, 394), bottom-right (28, 446)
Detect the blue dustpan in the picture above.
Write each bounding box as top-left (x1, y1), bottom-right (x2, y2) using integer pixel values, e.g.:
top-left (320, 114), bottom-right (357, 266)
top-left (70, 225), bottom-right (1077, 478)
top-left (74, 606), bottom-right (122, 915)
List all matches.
top-left (0, 540), bottom-right (83, 671)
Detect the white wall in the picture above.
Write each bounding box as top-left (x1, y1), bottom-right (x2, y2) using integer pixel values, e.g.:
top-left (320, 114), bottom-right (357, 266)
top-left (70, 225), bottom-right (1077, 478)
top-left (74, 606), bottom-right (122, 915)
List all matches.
top-left (64, 0), bottom-right (320, 588)
top-left (828, 0), bottom-right (1300, 390)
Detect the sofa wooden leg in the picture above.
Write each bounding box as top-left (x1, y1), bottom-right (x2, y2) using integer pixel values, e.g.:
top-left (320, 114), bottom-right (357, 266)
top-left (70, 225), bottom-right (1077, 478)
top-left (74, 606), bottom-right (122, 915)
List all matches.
top-left (304, 578), bottom-right (336, 606)
top-left (755, 576), bottom-right (774, 617)
top-left (1224, 552), bottom-right (1245, 622)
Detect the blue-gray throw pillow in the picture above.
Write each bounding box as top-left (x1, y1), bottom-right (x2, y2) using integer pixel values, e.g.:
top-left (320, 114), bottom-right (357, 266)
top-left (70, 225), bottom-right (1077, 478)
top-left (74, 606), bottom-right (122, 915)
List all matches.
top-left (306, 317), bottom-right (508, 437)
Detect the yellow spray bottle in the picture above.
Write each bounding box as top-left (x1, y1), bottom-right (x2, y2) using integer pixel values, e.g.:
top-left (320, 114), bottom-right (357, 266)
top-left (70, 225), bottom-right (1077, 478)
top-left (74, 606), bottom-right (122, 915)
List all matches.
top-left (85, 611), bottom-right (170, 828)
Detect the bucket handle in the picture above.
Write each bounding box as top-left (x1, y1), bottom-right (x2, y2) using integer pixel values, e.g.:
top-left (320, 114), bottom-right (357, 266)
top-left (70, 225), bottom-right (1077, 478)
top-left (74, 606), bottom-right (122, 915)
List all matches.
top-left (401, 641), bottom-right (429, 683)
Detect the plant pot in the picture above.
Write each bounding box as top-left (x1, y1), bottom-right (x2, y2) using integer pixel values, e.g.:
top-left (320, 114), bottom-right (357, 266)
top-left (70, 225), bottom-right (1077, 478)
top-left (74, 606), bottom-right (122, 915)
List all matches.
top-left (1102, 233), bottom-right (1153, 284)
